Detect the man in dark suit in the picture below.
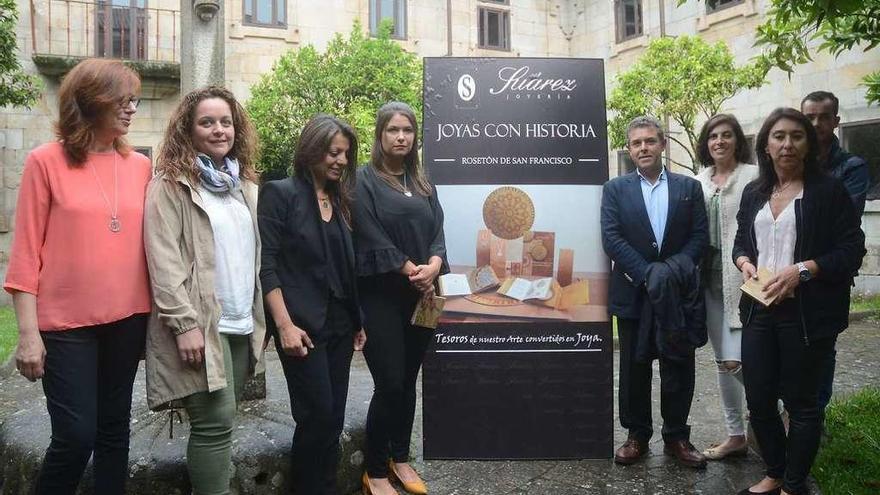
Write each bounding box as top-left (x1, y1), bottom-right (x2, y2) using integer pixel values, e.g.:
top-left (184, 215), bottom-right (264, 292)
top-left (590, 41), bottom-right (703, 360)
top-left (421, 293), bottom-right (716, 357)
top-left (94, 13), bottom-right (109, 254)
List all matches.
top-left (601, 116), bottom-right (709, 468)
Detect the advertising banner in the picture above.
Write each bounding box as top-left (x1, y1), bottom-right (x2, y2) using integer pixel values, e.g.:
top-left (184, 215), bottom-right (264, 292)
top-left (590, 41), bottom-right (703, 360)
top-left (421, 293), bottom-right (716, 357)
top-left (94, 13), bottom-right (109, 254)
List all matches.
top-left (422, 58), bottom-right (613, 459)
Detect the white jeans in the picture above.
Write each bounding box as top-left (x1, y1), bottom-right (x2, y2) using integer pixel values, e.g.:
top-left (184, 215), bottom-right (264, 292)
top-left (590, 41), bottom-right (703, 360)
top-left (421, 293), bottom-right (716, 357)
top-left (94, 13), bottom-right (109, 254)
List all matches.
top-left (705, 282), bottom-right (746, 437)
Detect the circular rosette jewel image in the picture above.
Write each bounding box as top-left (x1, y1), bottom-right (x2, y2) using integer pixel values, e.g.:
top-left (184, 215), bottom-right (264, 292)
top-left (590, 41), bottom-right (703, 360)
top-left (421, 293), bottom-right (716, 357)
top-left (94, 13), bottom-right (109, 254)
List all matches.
top-left (481, 186), bottom-right (535, 240)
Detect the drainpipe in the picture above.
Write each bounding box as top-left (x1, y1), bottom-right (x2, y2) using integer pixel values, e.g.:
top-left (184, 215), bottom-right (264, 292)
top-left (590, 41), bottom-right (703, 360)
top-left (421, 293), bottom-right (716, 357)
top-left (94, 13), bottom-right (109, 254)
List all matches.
top-left (446, 0), bottom-right (453, 55)
top-left (658, 0), bottom-right (672, 169)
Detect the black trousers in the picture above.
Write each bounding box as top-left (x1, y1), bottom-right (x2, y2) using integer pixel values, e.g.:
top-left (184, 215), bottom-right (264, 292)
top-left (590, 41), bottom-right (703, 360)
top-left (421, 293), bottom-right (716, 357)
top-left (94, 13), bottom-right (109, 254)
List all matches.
top-left (742, 299), bottom-right (834, 495)
top-left (360, 274), bottom-right (432, 478)
top-left (36, 313), bottom-right (148, 495)
top-left (617, 318), bottom-right (695, 443)
top-left (816, 337), bottom-right (838, 410)
top-left (276, 298), bottom-right (356, 495)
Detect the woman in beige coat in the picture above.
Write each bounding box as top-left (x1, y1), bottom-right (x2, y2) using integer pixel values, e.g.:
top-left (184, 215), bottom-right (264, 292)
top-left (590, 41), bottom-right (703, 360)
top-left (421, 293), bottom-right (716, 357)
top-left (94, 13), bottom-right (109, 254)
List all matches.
top-left (144, 86), bottom-right (265, 495)
top-left (694, 113), bottom-right (758, 460)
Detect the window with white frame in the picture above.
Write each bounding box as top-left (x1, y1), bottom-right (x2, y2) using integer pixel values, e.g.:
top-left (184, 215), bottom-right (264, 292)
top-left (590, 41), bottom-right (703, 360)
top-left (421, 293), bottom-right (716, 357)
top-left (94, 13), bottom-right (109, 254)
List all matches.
top-left (243, 0), bottom-right (286, 27)
top-left (841, 120), bottom-right (880, 200)
top-left (744, 135), bottom-right (757, 164)
top-left (617, 150), bottom-right (636, 176)
top-left (370, 0), bottom-right (406, 39)
top-left (615, 0), bottom-right (643, 43)
top-left (96, 0), bottom-right (147, 60)
top-left (706, 0), bottom-right (744, 13)
top-left (478, 6), bottom-right (510, 51)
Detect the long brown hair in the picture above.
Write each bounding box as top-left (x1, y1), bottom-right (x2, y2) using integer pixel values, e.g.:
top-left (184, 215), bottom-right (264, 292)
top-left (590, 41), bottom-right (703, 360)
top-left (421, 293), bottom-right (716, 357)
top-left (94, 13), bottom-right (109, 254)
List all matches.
top-left (156, 86), bottom-right (259, 184)
top-left (55, 58), bottom-right (141, 165)
top-left (293, 114), bottom-right (358, 226)
top-left (369, 101), bottom-right (432, 196)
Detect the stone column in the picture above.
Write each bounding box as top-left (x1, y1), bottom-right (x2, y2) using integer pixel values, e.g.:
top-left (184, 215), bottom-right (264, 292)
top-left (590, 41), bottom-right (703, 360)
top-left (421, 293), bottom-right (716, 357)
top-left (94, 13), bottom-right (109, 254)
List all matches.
top-left (180, 0), bottom-right (225, 93)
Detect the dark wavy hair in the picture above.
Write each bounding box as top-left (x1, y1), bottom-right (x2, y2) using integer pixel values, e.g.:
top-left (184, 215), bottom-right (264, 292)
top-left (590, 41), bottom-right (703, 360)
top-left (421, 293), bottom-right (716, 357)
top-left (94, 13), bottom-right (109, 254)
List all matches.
top-left (293, 114), bottom-right (358, 226)
top-left (753, 107), bottom-right (821, 199)
top-left (55, 58), bottom-right (141, 165)
top-left (369, 101), bottom-right (432, 196)
top-left (156, 86), bottom-right (259, 185)
top-left (696, 113), bottom-right (752, 166)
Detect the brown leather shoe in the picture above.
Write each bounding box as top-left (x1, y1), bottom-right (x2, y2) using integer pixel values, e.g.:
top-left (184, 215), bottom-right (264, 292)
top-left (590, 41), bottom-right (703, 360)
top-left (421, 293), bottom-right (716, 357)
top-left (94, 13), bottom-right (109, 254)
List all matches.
top-left (663, 440), bottom-right (708, 468)
top-left (614, 437), bottom-right (649, 465)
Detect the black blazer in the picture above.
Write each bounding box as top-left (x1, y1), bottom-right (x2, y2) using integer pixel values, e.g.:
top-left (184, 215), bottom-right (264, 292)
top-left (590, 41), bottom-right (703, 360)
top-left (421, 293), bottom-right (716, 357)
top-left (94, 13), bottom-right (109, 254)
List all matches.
top-left (601, 170), bottom-right (709, 319)
top-left (732, 173), bottom-right (865, 341)
top-left (258, 175), bottom-right (361, 335)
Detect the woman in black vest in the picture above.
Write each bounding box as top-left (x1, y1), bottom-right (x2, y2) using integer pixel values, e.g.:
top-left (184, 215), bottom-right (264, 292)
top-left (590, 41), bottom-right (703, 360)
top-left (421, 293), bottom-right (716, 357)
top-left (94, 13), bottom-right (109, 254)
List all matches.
top-left (355, 102), bottom-right (448, 495)
top-left (258, 114), bottom-right (366, 495)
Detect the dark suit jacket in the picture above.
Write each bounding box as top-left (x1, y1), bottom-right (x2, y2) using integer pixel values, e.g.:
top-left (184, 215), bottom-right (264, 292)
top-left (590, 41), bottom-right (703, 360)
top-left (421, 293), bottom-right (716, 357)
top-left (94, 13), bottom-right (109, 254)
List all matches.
top-left (601, 170), bottom-right (708, 319)
top-left (258, 175), bottom-right (361, 336)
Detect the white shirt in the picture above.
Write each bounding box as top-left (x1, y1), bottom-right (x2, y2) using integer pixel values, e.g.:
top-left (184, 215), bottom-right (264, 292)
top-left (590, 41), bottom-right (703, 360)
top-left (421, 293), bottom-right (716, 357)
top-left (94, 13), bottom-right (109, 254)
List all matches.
top-left (754, 190), bottom-right (803, 275)
top-left (200, 188), bottom-right (257, 335)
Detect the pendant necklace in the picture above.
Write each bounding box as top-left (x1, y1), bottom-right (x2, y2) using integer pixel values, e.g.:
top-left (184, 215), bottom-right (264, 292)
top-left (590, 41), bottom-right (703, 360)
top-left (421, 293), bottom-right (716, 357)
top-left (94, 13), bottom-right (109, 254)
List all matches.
top-left (772, 180), bottom-right (793, 199)
top-left (402, 171), bottom-right (413, 197)
top-left (318, 194), bottom-right (330, 209)
top-left (90, 152), bottom-right (120, 233)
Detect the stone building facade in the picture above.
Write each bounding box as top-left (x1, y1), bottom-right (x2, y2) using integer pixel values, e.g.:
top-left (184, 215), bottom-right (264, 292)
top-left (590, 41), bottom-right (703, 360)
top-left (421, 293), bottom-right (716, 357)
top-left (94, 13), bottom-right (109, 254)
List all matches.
top-left (2, 0), bottom-right (879, 301)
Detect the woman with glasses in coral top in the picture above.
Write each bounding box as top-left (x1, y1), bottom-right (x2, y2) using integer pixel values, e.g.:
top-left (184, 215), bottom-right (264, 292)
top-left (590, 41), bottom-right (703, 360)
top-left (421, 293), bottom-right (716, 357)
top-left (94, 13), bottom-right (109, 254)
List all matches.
top-left (4, 58), bottom-right (152, 495)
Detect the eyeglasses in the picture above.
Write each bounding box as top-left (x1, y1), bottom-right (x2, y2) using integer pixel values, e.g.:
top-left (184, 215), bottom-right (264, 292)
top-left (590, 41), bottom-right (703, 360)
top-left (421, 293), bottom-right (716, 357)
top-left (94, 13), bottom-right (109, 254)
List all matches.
top-left (120, 96), bottom-right (140, 109)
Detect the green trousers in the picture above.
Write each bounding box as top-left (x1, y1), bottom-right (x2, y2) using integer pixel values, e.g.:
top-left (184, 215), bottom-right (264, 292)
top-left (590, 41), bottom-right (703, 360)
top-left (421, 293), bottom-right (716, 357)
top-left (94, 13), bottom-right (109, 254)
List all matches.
top-left (182, 333), bottom-right (249, 495)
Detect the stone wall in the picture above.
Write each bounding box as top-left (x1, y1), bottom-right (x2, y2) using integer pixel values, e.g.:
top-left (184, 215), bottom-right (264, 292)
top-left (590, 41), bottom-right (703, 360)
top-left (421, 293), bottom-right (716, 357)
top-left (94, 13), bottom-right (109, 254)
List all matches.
top-left (857, 202), bottom-right (880, 295)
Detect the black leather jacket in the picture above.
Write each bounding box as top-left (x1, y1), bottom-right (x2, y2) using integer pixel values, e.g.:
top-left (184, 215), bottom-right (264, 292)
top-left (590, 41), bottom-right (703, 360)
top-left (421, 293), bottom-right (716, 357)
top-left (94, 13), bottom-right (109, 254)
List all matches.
top-left (732, 173), bottom-right (866, 343)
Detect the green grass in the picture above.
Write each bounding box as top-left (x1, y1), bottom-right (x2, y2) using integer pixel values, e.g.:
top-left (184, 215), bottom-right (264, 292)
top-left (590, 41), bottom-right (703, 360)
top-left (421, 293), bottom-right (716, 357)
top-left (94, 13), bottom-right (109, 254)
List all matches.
top-left (813, 387), bottom-right (880, 495)
top-left (0, 306), bottom-right (18, 365)
top-left (850, 294), bottom-right (880, 314)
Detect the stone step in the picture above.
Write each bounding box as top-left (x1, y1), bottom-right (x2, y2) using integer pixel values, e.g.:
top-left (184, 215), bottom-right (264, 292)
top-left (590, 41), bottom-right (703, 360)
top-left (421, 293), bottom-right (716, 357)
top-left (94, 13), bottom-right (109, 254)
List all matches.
top-left (0, 350), bottom-right (373, 494)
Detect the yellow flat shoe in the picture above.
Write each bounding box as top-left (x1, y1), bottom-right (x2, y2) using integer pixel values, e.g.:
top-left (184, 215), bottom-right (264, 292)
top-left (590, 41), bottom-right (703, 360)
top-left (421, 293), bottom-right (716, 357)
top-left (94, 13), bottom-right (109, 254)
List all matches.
top-left (363, 473), bottom-right (400, 495)
top-left (388, 461), bottom-right (428, 495)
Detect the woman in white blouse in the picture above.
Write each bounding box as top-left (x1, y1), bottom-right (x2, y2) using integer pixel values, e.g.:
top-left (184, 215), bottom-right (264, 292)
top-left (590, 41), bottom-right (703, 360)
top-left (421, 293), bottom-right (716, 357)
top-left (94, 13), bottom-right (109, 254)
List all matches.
top-left (694, 114), bottom-right (758, 461)
top-left (731, 108), bottom-right (865, 495)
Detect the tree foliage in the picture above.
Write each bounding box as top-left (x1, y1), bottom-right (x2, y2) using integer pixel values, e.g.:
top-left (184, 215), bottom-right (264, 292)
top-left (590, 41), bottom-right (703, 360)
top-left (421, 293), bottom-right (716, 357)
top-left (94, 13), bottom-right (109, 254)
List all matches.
top-left (0, 0), bottom-right (41, 108)
top-left (607, 35), bottom-right (766, 173)
top-left (247, 21), bottom-right (422, 180)
top-left (751, 0), bottom-right (880, 105)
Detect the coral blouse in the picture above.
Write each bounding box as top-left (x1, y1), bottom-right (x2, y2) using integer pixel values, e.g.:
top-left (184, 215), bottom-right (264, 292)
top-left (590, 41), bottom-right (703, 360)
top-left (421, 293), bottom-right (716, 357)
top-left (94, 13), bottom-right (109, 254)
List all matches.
top-left (4, 142), bottom-right (153, 331)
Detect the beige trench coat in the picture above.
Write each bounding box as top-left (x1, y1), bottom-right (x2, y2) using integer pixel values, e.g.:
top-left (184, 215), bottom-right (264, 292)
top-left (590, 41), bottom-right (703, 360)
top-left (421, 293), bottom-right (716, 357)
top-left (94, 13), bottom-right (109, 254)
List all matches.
top-left (143, 173), bottom-right (266, 410)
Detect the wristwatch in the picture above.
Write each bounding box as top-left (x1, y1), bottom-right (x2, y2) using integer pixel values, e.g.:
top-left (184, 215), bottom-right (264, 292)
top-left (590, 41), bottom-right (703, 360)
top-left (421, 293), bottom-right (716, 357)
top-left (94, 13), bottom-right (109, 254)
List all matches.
top-left (797, 262), bottom-right (812, 282)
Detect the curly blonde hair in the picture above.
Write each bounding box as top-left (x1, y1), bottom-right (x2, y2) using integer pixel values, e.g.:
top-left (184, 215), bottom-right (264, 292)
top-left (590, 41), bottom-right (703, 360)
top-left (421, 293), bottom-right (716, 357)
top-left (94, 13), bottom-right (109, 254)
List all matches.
top-left (156, 86), bottom-right (259, 183)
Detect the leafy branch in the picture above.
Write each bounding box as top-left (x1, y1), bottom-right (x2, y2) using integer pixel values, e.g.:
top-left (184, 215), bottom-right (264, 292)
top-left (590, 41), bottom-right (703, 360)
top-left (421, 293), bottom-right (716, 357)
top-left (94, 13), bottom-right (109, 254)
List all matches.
top-left (607, 35), bottom-right (766, 174)
top-left (0, 0), bottom-right (41, 108)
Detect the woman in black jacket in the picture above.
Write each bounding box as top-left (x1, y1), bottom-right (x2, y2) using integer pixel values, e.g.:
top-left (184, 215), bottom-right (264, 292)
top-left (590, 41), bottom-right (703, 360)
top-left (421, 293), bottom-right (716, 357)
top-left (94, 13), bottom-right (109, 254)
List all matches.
top-left (258, 114), bottom-right (366, 495)
top-left (732, 107), bottom-right (865, 495)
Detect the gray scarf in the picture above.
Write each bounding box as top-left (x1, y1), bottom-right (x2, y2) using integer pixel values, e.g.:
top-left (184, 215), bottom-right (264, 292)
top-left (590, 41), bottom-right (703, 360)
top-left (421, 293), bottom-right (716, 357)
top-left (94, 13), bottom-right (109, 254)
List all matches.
top-left (196, 153), bottom-right (241, 193)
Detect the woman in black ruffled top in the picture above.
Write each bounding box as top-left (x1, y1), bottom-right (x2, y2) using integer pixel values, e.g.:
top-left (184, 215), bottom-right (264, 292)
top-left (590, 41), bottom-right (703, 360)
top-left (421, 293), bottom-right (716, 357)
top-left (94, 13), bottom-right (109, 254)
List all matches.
top-left (354, 102), bottom-right (448, 495)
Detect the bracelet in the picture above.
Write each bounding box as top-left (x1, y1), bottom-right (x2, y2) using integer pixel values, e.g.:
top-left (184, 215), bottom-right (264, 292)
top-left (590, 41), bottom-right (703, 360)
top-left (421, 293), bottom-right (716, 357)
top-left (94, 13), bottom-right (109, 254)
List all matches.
top-left (172, 325), bottom-right (197, 336)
